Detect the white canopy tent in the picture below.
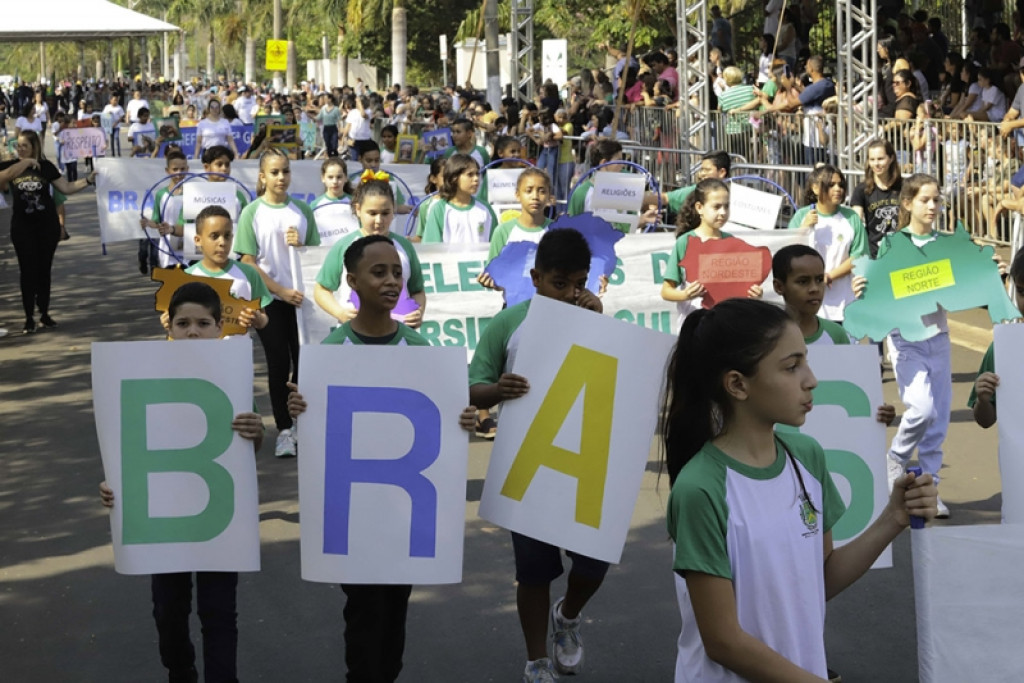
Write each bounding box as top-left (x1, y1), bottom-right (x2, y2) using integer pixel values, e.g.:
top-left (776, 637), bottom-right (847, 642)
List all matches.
top-left (0, 0), bottom-right (178, 42)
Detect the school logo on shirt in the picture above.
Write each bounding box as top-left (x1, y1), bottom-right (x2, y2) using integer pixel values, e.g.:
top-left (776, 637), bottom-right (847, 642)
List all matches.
top-left (477, 223), bottom-right (486, 235)
top-left (799, 495), bottom-right (818, 534)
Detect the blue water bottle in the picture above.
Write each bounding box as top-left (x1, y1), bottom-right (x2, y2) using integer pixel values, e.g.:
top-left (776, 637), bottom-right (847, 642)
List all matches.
top-left (906, 466), bottom-right (925, 529)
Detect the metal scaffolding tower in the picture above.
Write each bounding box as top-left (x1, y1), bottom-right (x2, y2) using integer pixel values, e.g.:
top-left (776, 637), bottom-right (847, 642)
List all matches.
top-left (676, 0), bottom-right (709, 151)
top-left (836, 0), bottom-right (879, 172)
top-left (509, 0), bottom-right (534, 103)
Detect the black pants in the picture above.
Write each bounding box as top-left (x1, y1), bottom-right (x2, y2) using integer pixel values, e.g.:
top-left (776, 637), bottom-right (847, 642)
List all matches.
top-left (65, 160), bottom-right (78, 182)
top-left (151, 572), bottom-right (239, 683)
top-left (138, 237), bottom-right (160, 270)
top-left (323, 125), bottom-right (339, 157)
top-left (11, 222), bottom-right (59, 321)
top-left (255, 299), bottom-right (299, 430)
top-left (341, 584), bottom-right (413, 683)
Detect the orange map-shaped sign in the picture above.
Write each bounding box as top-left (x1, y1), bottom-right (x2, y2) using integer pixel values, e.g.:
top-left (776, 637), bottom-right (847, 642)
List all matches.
top-left (679, 235), bottom-right (772, 308)
top-left (152, 267), bottom-right (260, 338)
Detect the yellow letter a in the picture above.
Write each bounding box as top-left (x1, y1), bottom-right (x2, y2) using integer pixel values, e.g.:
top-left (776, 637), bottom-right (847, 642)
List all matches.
top-left (499, 345), bottom-right (617, 528)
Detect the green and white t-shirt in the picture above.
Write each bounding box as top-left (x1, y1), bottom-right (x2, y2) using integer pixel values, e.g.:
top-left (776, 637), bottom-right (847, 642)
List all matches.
top-left (468, 300), bottom-right (531, 386)
top-left (663, 231), bottom-right (735, 327)
top-left (665, 184), bottom-right (696, 214)
top-left (787, 205), bottom-right (869, 321)
top-left (443, 144), bottom-right (491, 170)
top-left (185, 259), bottom-right (273, 307)
top-left (805, 317), bottom-right (854, 346)
top-left (668, 431), bottom-right (846, 683)
top-left (310, 193), bottom-right (358, 246)
top-left (150, 187), bottom-right (185, 268)
top-left (487, 218), bottom-right (551, 263)
top-left (315, 230), bottom-right (424, 311)
top-left (421, 197), bottom-right (498, 244)
top-left (322, 321), bottom-right (429, 346)
top-left (415, 195), bottom-right (440, 239)
top-left (967, 342), bottom-right (995, 408)
top-left (233, 196), bottom-right (320, 297)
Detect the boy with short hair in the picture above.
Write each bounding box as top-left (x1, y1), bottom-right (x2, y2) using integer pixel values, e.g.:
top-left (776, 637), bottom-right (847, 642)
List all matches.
top-left (443, 117), bottom-right (490, 169)
top-left (772, 244), bottom-right (895, 436)
top-left (287, 233), bottom-right (476, 682)
top-left (772, 244), bottom-right (852, 345)
top-left (660, 149), bottom-right (731, 214)
top-left (139, 149), bottom-right (189, 272)
top-left (468, 228), bottom-right (608, 683)
top-left (100, 280), bottom-right (264, 683)
top-left (184, 205), bottom-right (270, 332)
top-left (200, 145), bottom-right (250, 213)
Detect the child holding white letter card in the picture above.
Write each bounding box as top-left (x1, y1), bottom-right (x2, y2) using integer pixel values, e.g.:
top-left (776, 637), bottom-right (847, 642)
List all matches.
top-left (93, 281), bottom-right (262, 682)
top-left (289, 234), bottom-right (476, 683)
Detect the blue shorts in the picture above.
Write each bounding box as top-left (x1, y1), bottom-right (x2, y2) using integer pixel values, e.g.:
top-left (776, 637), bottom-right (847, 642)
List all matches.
top-left (511, 531), bottom-right (610, 585)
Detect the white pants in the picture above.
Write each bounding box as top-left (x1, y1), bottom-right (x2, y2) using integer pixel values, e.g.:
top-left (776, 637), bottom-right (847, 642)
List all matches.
top-left (887, 331), bottom-right (952, 482)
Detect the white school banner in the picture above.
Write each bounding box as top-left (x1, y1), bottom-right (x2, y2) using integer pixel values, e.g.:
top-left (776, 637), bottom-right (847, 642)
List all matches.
top-left (478, 296), bottom-right (676, 563)
top-left (993, 323), bottom-right (1024, 523)
top-left (297, 345), bottom-right (470, 584)
top-left (182, 181), bottom-right (244, 260)
top-left (91, 337), bottom-right (260, 575)
top-left (799, 344), bottom-right (891, 567)
top-left (94, 158), bottom-right (430, 245)
top-left (293, 231), bottom-right (811, 349)
top-left (59, 127), bottom-right (108, 160)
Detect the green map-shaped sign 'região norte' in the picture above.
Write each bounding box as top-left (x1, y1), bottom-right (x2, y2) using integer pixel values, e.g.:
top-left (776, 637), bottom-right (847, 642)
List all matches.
top-left (844, 226), bottom-right (1020, 342)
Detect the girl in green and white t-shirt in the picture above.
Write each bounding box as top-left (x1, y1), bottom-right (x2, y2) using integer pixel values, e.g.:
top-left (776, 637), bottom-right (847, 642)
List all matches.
top-left (233, 148), bottom-right (320, 457)
top-left (662, 298), bottom-right (938, 683)
top-left (421, 154), bottom-right (498, 244)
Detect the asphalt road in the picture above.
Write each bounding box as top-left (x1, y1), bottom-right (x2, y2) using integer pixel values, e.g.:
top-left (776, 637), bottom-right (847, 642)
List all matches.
top-left (0, 189), bottom-right (1005, 682)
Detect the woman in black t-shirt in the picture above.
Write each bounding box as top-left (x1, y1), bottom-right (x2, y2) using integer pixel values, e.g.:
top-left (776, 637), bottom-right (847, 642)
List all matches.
top-left (0, 131), bottom-right (96, 333)
top-left (851, 138), bottom-right (903, 257)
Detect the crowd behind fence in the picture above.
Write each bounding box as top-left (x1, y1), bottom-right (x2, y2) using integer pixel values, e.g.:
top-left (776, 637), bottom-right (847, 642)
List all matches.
top-left (567, 106), bottom-right (1020, 244)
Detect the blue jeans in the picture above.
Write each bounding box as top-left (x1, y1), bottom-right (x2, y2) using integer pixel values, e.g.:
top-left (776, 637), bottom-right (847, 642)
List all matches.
top-left (537, 146), bottom-right (559, 186)
top-left (323, 124), bottom-right (339, 157)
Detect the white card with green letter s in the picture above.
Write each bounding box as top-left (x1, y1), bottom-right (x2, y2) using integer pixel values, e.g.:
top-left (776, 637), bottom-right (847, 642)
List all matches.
top-left (92, 336), bottom-right (260, 575)
top-left (799, 344), bottom-right (890, 568)
top-left (478, 296), bottom-right (675, 564)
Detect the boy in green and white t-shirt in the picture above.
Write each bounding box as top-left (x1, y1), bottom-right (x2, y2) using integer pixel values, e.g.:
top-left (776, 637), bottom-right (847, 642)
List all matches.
top-left (140, 150), bottom-right (189, 271)
top-left (184, 205), bottom-right (271, 333)
top-left (771, 244), bottom-right (853, 346)
top-left (469, 228), bottom-right (610, 683)
top-left (443, 117), bottom-right (491, 169)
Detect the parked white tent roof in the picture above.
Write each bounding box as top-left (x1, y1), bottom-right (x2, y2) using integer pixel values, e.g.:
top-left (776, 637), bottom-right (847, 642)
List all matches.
top-left (0, 0), bottom-right (178, 42)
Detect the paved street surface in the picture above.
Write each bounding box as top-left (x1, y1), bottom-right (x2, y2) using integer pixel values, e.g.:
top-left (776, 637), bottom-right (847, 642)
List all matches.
top-left (0, 189), bottom-right (1005, 682)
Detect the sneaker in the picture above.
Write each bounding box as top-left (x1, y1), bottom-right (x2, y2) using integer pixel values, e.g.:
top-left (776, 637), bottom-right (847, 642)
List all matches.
top-left (886, 452), bottom-right (904, 492)
top-left (475, 416), bottom-right (497, 439)
top-left (275, 428), bottom-right (297, 458)
top-left (22, 319), bottom-right (35, 334)
top-left (550, 597), bottom-right (584, 674)
top-left (828, 668), bottom-right (843, 683)
top-left (39, 315), bottom-right (57, 328)
top-left (935, 495), bottom-right (950, 519)
top-left (522, 658), bottom-right (559, 683)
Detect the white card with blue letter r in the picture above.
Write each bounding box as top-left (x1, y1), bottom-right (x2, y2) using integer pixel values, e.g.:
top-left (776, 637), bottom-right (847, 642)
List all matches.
top-left (297, 344), bottom-right (469, 584)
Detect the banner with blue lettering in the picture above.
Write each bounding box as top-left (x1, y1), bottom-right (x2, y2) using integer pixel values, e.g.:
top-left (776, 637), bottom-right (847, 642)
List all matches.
top-left (297, 345), bottom-right (470, 584)
top-left (478, 296), bottom-right (676, 563)
top-left (92, 336), bottom-right (260, 575)
top-left (94, 158), bottom-right (431, 245)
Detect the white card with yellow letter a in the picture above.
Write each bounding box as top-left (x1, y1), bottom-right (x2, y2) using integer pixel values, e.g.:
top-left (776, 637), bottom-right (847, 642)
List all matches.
top-left (479, 296), bottom-right (676, 563)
